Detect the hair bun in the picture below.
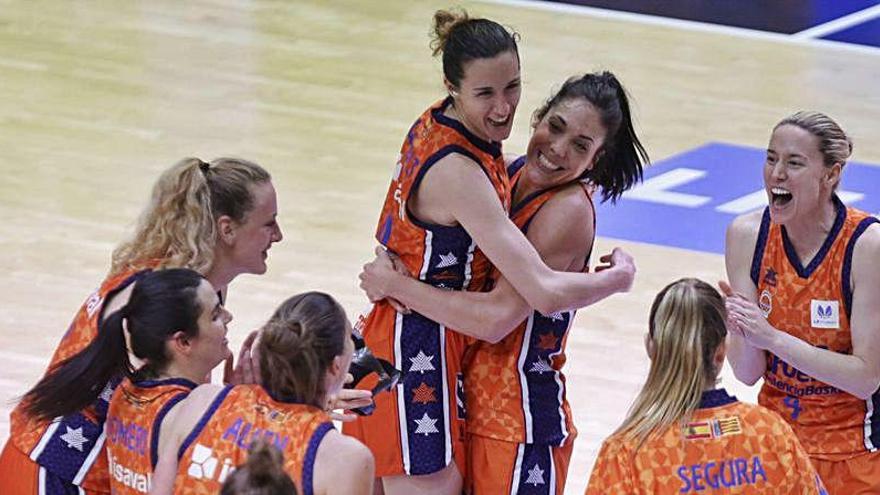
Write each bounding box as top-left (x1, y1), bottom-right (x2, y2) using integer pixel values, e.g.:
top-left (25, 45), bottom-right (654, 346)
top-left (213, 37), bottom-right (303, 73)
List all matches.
top-left (247, 440), bottom-right (285, 484)
top-left (430, 9), bottom-right (470, 56)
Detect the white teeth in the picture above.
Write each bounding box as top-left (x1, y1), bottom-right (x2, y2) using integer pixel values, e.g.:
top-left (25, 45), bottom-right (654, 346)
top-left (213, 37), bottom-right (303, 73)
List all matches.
top-left (539, 153), bottom-right (561, 171)
top-left (771, 187), bottom-right (791, 195)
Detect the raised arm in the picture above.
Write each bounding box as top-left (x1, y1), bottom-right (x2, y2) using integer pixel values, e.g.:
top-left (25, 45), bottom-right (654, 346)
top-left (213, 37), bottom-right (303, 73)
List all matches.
top-left (416, 154), bottom-right (631, 315)
top-left (363, 184), bottom-right (633, 342)
top-left (723, 211), bottom-right (768, 385)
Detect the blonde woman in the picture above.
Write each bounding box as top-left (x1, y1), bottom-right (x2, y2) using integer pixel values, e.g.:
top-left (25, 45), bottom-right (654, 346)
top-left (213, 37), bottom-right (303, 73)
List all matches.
top-left (586, 279), bottom-right (826, 494)
top-left (724, 111), bottom-right (880, 493)
top-left (0, 157), bottom-right (283, 494)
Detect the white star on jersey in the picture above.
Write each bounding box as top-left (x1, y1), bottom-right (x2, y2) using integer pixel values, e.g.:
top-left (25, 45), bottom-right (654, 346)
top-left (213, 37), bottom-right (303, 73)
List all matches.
top-left (529, 358), bottom-right (553, 374)
top-left (525, 464), bottom-right (545, 486)
top-left (409, 350), bottom-right (436, 373)
top-left (413, 412), bottom-right (439, 436)
top-left (99, 382), bottom-right (115, 402)
top-left (547, 311), bottom-right (565, 322)
top-left (436, 252), bottom-right (458, 268)
top-left (60, 426), bottom-right (89, 452)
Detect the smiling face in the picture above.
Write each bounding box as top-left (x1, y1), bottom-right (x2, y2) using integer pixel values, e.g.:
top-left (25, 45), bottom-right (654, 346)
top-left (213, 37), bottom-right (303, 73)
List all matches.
top-left (764, 124), bottom-right (839, 225)
top-left (227, 181), bottom-right (283, 275)
top-left (522, 98), bottom-right (608, 191)
top-left (448, 50), bottom-right (521, 143)
top-left (186, 279), bottom-right (233, 373)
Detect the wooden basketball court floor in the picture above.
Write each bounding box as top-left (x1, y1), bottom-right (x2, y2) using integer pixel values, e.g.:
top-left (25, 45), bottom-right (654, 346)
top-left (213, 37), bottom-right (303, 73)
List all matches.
top-left (0, 1), bottom-right (878, 492)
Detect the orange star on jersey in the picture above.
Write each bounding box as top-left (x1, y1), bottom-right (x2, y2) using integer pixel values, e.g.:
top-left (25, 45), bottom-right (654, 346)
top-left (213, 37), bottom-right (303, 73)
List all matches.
top-left (537, 332), bottom-right (559, 351)
top-left (412, 382), bottom-right (437, 404)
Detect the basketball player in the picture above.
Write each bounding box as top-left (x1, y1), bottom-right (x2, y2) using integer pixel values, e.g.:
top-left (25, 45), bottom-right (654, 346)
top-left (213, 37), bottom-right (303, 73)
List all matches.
top-left (587, 278), bottom-right (826, 494)
top-left (724, 111), bottom-right (880, 493)
top-left (343, 11), bottom-right (638, 494)
top-left (150, 292), bottom-right (374, 495)
top-left (359, 72), bottom-right (646, 494)
top-left (19, 268), bottom-right (229, 494)
top-left (0, 157), bottom-right (282, 494)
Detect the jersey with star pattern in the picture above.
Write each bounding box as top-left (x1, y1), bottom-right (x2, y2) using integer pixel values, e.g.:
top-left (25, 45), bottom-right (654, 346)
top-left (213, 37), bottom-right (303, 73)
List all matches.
top-left (9, 261), bottom-right (159, 491)
top-left (464, 157), bottom-right (594, 446)
top-left (343, 96), bottom-right (512, 477)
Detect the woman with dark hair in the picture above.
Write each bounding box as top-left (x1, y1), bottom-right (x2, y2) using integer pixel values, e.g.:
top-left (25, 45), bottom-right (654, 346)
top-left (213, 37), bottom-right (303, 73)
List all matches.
top-left (0, 157), bottom-right (282, 495)
top-left (724, 111), bottom-right (880, 493)
top-left (151, 292), bottom-right (373, 495)
top-left (345, 10), bottom-right (637, 493)
top-left (220, 441), bottom-right (298, 495)
top-left (16, 268), bottom-right (233, 494)
top-left (586, 279), bottom-right (826, 494)
top-left (359, 71), bottom-right (647, 494)
top-left (102, 269), bottom-right (232, 494)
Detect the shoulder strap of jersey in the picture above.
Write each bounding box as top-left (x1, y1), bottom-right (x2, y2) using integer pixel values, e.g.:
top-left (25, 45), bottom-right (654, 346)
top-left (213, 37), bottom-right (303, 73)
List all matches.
top-left (301, 422), bottom-right (334, 495)
top-left (842, 216), bottom-right (880, 318)
top-left (177, 385), bottom-right (235, 461)
top-left (750, 208), bottom-right (772, 286)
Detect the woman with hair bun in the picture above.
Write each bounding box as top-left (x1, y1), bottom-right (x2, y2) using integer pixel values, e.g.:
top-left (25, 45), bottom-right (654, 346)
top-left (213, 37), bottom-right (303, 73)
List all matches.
top-left (220, 440), bottom-right (298, 495)
top-left (0, 157), bottom-right (283, 494)
top-left (586, 278), bottom-right (826, 494)
top-left (359, 71), bottom-right (646, 494)
top-left (345, 10), bottom-right (636, 494)
top-left (724, 111), bottom-right (880, 493)
top-left (151, 292), bottom-right (373, 495)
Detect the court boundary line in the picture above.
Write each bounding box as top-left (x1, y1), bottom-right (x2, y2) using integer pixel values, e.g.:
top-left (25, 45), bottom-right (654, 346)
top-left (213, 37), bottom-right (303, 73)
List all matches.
top-left (478, 0), bottom-right (880, 57)
top-left (793, 4), bottom-right (880, 39)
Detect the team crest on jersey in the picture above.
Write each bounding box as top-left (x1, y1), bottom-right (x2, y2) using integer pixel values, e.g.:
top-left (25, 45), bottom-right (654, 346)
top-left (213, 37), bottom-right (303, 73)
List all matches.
top-left (758, 290), bottom-right (772, 317)
top-left (810, 300), bottom-right (839, 329)
top-left (762, 267), bottom-right (777, 287)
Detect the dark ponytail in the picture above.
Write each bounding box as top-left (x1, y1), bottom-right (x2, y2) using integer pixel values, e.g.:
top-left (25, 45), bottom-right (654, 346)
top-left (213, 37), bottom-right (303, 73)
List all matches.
top-left (258, 292), bottom-right (348, 407)
top-left (21, 269), bottom-right (205, 421)
top-left (533, 71), bottom-right (649, 203)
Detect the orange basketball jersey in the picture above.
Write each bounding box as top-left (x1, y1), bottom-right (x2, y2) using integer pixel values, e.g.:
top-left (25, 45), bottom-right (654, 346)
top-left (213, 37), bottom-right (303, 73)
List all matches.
top-left (344, 97), bottom-right (510, 476)
top-left (465, 157), bottom-right (594, 447)
top-left (750, 197), bottom-right (879, 459)
top-left (8, 262), bottom-right (158, 491)
top-left (586, 389), bottom-right (827, 494)
top-left (105, 378), bottom-right (196, 494)
top-left (175, 384), bottom-right (333, 495)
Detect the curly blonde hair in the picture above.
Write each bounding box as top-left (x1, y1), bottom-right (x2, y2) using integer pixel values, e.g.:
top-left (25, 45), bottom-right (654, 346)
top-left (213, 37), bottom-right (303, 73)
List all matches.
top-left (111, 157), bottom-right (271, 275)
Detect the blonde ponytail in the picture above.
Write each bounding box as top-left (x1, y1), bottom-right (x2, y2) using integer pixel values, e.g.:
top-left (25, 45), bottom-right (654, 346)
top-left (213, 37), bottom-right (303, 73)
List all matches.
top-left (615, 278), bottom-right (726, 448)
top-left (110, 157), bottom-right (270, 275)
